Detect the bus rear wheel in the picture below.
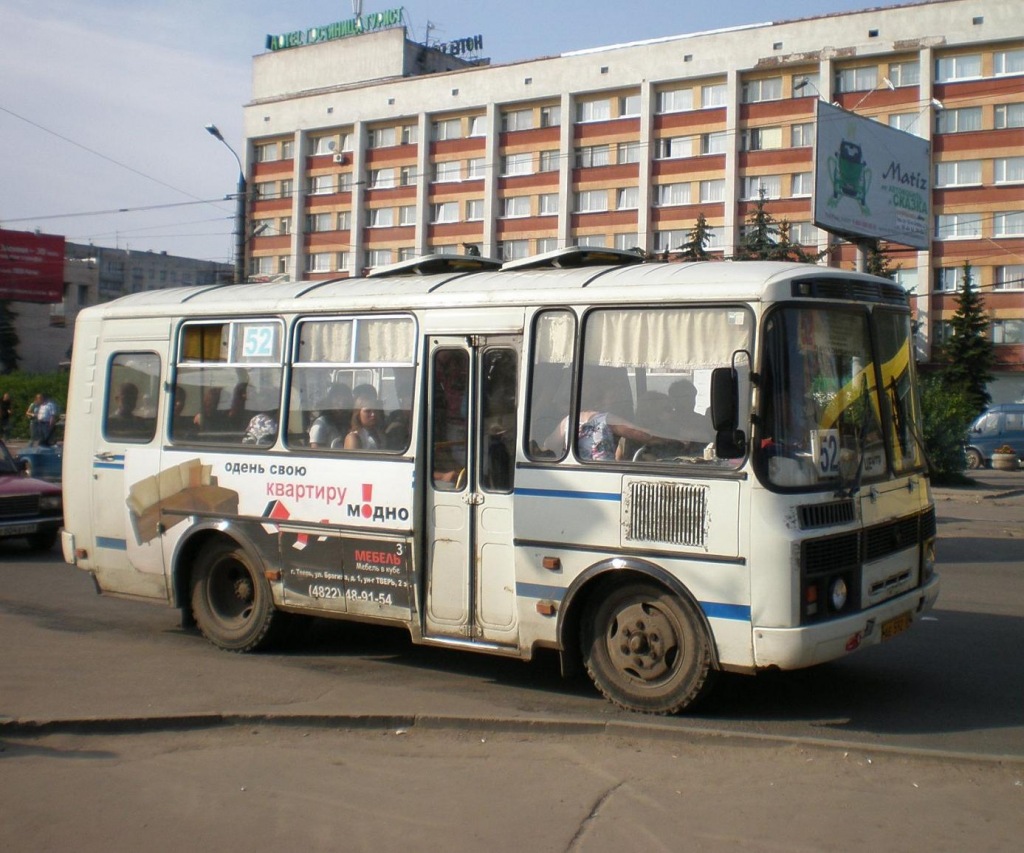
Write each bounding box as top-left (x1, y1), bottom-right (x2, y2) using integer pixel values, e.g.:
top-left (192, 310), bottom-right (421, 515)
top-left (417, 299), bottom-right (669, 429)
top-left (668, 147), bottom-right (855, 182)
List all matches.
top-left (582, 581), bottom-right (714, 714)
top-left (191, 541), bottom-right (278, 652)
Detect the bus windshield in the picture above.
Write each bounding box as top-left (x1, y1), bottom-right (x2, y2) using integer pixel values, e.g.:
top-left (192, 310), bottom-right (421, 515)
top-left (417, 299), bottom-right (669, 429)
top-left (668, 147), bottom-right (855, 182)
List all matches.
top-left (756, 304), bottom-right (924, 490)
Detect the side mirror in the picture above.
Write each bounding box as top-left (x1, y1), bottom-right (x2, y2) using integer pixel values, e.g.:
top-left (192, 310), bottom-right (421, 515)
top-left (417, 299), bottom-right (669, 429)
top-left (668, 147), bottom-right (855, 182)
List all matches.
top-left (710, 366), bottom-right (745, 458)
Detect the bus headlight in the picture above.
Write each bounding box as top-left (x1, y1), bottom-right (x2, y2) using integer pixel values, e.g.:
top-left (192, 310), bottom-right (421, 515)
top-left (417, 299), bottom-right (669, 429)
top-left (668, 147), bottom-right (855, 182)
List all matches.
top-left (829, 577), bottom-right (848, 612)
top-left (921, 540), bottom-right (936, 584)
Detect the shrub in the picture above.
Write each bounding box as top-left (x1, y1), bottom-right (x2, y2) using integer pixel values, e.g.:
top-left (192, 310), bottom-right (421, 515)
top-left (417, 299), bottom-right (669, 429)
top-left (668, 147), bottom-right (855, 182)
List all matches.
top-left (919, 375), bottom-right (975, 479)
top-left (0, 372), bottom-right (70, 443)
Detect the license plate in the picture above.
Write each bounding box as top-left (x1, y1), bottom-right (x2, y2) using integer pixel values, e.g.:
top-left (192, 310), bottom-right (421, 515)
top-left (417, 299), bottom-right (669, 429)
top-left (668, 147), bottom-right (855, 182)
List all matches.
top-left (2, 523), bottom-right (39, 537)
top-left (881, 612), bottom-right (912, 641)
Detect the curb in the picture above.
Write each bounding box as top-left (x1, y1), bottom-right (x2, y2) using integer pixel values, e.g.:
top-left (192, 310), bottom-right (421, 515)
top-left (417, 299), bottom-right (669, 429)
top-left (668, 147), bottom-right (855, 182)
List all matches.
top-left (3, 712), bottom-right (1023, 767)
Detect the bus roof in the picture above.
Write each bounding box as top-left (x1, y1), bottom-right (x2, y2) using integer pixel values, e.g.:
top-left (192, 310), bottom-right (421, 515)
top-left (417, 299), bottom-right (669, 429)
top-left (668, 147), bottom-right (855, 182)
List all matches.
top-left (79, 260), bottom-right (907, 321)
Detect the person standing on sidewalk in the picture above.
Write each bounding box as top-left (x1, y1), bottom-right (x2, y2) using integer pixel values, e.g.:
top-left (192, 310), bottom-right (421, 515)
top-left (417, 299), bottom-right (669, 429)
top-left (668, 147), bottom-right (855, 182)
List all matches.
top-left (36, 394), bottom-right (58, 446)
top-left (0, 392), bottom-right (12, 441)
top-left (25, 394), bottom-right (43, 446)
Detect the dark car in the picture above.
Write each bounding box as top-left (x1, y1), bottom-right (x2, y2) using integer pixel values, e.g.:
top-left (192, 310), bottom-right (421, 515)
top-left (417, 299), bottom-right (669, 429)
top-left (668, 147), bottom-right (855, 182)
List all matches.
top-left (0, 440), bottom-right (63, 551)
top-left (964, 403), bottom-right (1024, 469)
top-left (15, 443), bottom-right (63, 482)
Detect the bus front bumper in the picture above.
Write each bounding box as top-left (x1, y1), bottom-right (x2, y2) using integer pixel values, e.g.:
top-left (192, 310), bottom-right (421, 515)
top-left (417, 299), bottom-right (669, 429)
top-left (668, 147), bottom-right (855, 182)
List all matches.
top-left (752, 575), bottom-right (940, 671)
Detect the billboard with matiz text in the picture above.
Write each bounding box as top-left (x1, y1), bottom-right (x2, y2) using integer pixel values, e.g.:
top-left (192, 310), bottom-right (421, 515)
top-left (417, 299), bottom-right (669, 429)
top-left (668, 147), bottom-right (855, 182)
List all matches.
top-left (813, 101), bottom-right (931, 250)
top-left (0, 229), bottom-right (65, 303)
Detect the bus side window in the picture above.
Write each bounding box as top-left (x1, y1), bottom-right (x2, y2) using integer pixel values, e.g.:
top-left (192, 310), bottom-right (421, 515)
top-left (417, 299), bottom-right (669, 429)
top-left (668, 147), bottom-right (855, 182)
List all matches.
top-left (104, 352), bottom-right (160, 444)
top-left (527, 310), bottom-right (576, 460)
top-left (480, 348), bottom-right (517, 492)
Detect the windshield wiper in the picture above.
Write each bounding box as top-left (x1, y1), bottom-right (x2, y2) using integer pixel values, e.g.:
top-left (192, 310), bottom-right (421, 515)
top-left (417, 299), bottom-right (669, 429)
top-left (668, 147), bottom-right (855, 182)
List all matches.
top-left (835, 375), bottom-right (869, 499)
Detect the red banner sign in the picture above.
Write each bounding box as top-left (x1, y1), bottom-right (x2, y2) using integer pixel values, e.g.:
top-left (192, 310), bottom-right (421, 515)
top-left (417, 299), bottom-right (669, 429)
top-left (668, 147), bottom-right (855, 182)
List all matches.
top-left (0, 229), bottom-right (65, 303)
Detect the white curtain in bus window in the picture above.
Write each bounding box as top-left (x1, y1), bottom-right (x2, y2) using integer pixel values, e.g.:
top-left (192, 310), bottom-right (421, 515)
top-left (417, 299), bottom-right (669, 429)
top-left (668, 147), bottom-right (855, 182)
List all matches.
top-left (297, 316), bottom-right (414, 364)
top-left (527, 309), bottom-right (576, 459)
top-left (584, 308), bottom-right (751, 369)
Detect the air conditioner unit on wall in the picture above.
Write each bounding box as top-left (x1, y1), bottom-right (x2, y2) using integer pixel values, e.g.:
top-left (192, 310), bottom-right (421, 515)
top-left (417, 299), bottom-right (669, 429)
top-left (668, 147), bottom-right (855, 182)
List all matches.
top-left (333, 152), bottom-right (347, 164)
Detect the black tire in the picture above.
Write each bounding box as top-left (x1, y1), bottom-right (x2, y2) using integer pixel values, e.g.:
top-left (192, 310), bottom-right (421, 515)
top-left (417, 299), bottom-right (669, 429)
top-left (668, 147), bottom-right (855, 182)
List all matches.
top-left (190, 541), bottom-right (278, 652)
top-left (28, 528), bottom-right (58, 552)
top-left (582, 581), bottom-right (715, 714)
top-left (965, 447), bottom-right (983, 470)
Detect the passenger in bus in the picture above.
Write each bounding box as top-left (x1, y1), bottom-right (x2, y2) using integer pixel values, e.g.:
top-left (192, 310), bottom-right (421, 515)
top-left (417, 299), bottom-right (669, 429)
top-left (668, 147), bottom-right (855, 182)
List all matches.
top-left (107, 382), bottom-right (147, 438)
top-left (171, 386), bottom-right (196, 440)
top-left (193, 387), bottom-right (223, 432)
top-left (242, 412), bottom-right (278, 446)
top-left (308, 384), bottom-right (353, 449)
top-left (620, 390), bottom-right (676, 459)
top-left (551, 384), bottom-right (657, 462)
top-left (344, 390), bottom-right (383, 450)
top-left (384, 372), bottom-right (414, 451)
top-left (668, 378), bottom-right (714, 451)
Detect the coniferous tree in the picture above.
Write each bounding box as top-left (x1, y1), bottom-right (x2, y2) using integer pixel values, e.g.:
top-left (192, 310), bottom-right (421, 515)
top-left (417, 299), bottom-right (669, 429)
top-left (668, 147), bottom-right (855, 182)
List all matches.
top-left (734, 190), bottom-right (822, 263)
top-left (0, 301), bottom-right (19, 373)
top-left (941, 260), bottom-right (994, 416)
top-left (679, 212), bottom-right (712, 261)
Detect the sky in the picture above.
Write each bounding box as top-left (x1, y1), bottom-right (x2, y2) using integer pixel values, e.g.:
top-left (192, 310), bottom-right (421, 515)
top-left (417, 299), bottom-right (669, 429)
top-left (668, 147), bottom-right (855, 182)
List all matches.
top-left (1, 0), bottom-right (922, 265)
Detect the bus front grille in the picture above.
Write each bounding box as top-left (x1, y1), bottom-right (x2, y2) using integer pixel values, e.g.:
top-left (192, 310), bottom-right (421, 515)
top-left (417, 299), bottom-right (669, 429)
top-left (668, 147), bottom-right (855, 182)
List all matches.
top-left (626, 481), bottom-right (708, 547)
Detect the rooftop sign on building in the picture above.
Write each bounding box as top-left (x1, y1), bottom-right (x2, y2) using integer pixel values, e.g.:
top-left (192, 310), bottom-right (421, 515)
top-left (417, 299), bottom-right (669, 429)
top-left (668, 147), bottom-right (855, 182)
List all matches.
top-left (266, 7), bottom-right (404, 52)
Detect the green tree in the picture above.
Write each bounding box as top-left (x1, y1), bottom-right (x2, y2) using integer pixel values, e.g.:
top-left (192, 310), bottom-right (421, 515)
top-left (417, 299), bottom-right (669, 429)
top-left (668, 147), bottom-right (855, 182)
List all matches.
top-left (0, 301), bottom-right (20, 373)
top-left (679, 212), bottom-right (713, 261)
top-left (919, 374), bottom-right (975, 479)
top-left (940, 260), bottom-right (994, 416)
top-left (734, 190), bottom-right (822, 263)
top-left (863, 239), bottom-right (899, 280)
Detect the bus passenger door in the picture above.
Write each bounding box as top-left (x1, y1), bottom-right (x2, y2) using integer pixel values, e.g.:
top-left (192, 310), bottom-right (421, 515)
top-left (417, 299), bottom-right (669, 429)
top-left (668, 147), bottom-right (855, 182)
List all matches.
top-left (424, 336), bottom-right (520, 646)
top-left (89, 341), bottom-right (168, 599)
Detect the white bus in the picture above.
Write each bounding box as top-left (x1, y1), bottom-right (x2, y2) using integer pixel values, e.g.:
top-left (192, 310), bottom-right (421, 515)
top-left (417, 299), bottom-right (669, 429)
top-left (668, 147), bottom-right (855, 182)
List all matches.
top-left (61, 249), bottom-right (939, 714)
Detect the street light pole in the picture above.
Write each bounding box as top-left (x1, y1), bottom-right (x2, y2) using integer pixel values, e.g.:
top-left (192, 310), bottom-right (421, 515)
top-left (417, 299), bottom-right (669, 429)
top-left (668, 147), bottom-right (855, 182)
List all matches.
top-left (205, 124), bottom-right (247, 284)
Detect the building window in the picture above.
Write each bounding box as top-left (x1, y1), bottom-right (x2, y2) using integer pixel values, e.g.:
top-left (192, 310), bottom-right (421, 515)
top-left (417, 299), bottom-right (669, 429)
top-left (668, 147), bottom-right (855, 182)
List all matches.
top-left (397, 247), bottom-right (416, 261)
top-left (536, 237), bottom-right (559, 253)
top-left (791, 123), bottom-right (814, 148)
top-left (932, 320), bottom-right (953, 345)
top-left (338, 133), bottom-right (353, 152)
top-left (740, 126), bottom-right (783, 151)
top-left (995, 265), bottom-right (1024, 289)
top-left (741, 175), bottom-right (782, 200)
top-left (398, 205), bottom-right (416, 226)
top-left (469, 115), bottom-right (487, 137)
top-left (368, 126), bottom-right (396, 148)
top-left (434, 160), bottom-right (462, 183)
top-left (791, 172), bottom-right (813, 197)
top-left (994, 212), bottom-right (1024, 238)
top-left (657, 87), bottom-right (693, 113)
top-left (835, 65), bottom-right (878, 93)
top-left (790, 222), bottom-right (819, 244)
top-left (889, 112), bottom-right (922, 135)
top-left (935, 160), bottom-right (983, 187)
top-left (539, 150), bottom-right (560, 172)
top-left (792, 73), bottom-right (820, 98)
top-left (367, 207), bottom-right (394, 228)
top-left (575, 190), bottom-right (608, 213)
top-left (935, 53), bottom-right (982, 82)
top-left (465, 157), bottom-right (486, 179)
top-left (499, 240), bottom-right (529, 261)
top-left (613, 233), bottom-right (640, 251)
top-left (399, 166), bottom-right (416, 186)
top-left (936, 213), bottom-right (982, 239)
top-left (741, 77), bottom-right (782, 103)
top-left (368, 169), bottom-right (395, 189)
top-left (615, 186), bottom-right (639, 210)
top-left (502, 108), bottom-right (534, 132)
top-left (991, 319), bottom-right (1024, 345)
top-left (619, 93), bottom-right (642, 116)
top-left (995, 157), bottom-right (1024, 184)
top-left (502, 152), bottom-right (533, 176)
top-left (539, 193), bottom-right (560, 215)
top-left (306, 212), bottom-right (334, 232)
top-left (655, 136), bottom-right (693, 159)
top-left (432, 118), bottom-right (462, 141)
top-left (311, 136), bottom-right (336, 155)
top-left (280, 179), bottom-right (294, 198)
top-left (654, 230), bottom-right (687, 252)
top-left (700, 132), bottom-right (727, 155)
top-left (700, 83), bottom-right (728, 108)
top-left (367, 249), bottom-right (393, 267)
top-left (281, 140), bottom-right (294, 159)
top-left (465, 199), bottom-right (485, 221)
top-left (540, 104), bottom-right (561, 127)
top-left (503, 196), bottom-right (531, 218)
top-left (994, 48), bottom-right (1024, 76)
top-left (431, 202), bottom-right (459, 223)
top-left (574, 145), bottom-right (610, 168)
top-left (306, 252), bottom-right (333, 272)
top-left (893, 267), bottom-right (918, 294)
top-left (254, 181), bottom-right (276, 200)
top-left (255, 142), bottom-right (279, 162)
top-left (655, 182), bottom-right (692, 207)
top-left (308, 175), bottom-right (334, 195)
top-left (401, 124), bottom-right (418, 145)
top-left (700, 179), bottom-right (725, 203)
top-left (936, 107), bottom-right (983, 134)
top-left (576, 98), bottom-right (612, 122)
top-left (935, 266), bottom-right (970, 291)
top-left (995, 103), bottom-right (1024, 129)
top-left (887, 60), bottom-right (920, 87)
top-left (577, 235), bottom-right (607, 248)
top-left (335, 212), bottom-right (349, 231)
top-left (617, 141), bottom-right (641, 164)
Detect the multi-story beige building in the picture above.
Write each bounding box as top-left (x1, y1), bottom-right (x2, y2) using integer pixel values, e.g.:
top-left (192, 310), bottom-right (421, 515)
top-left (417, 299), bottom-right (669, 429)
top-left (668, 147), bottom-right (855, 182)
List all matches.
top-left (243, 0), bottom-right (1023, 400)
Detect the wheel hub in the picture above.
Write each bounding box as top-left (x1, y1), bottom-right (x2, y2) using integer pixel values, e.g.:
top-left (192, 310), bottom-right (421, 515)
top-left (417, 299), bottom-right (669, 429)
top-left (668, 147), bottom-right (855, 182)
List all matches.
top-left (609, 604), bottom-right (677, 681)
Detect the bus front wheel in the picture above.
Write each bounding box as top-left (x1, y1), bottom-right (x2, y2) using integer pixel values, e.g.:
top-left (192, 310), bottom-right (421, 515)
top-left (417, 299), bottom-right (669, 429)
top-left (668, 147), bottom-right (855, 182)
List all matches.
top-left (582, 581), bottom-right (714, 714)
top-left (191, 541), bottom-right (278, 652)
